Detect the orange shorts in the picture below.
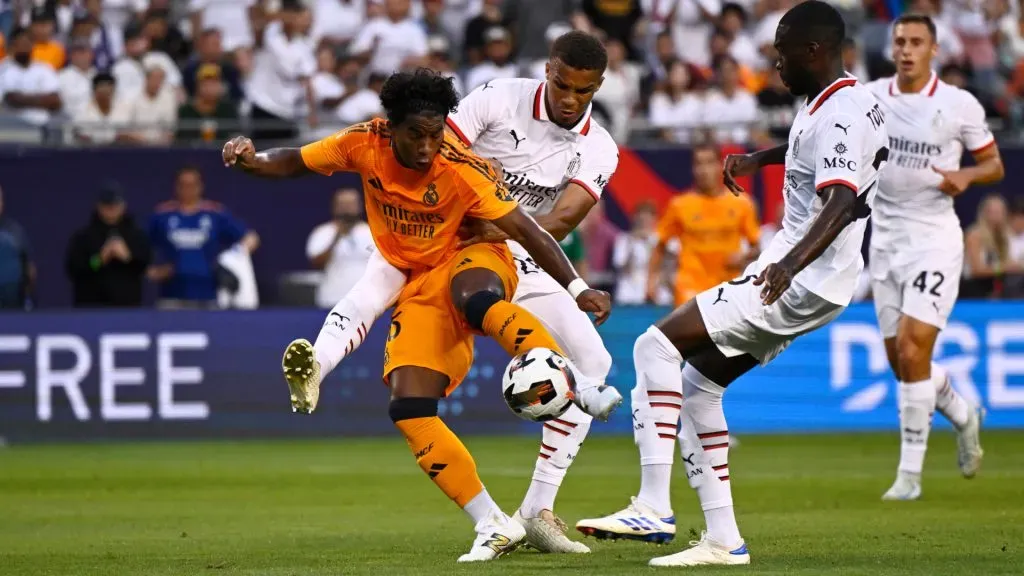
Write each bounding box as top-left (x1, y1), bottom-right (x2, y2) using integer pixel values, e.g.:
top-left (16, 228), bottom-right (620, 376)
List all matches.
top-left (382, 242), bottom-right (518, 395)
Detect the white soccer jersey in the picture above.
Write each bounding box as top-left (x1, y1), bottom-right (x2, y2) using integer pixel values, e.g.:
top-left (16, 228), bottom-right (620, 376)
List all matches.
top-left (445, 77), bottom-right (619, 217)
top-left (768, 76), bottom-right (889, 306)
top-left (866, 73), bottom-right (995, 250)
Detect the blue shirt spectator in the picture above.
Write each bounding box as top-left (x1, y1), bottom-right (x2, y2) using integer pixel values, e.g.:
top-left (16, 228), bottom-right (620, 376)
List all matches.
top-left (0, 186), bottom-right (33, 309)
top-left (148, 166), bottom-right (259, 307)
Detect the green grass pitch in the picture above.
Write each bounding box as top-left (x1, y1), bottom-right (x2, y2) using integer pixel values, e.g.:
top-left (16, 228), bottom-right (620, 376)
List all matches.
top-left (2, 432), bottom-right (1022, 575)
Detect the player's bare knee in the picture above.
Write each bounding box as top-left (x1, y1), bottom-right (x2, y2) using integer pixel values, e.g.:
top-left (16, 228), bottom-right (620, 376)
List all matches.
top-left (388, 397), bottom-right (439, 423)
top-left (895, 333), bottom-right (929, 377)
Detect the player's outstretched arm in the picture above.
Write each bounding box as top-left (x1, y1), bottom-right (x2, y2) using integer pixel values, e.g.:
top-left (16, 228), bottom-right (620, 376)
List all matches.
top-left (223, 136), bottom-right (312, 178)
top-left (754, 184), bottom-right (856, 305)
top-left (490, 206), bottom-right (612, 325)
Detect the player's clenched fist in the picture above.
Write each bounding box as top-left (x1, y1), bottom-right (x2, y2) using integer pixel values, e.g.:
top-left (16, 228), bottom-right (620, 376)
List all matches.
top-left (223, 136), bottom-right (256, 168)
top-left (576, 288), bottom-right (612, 326)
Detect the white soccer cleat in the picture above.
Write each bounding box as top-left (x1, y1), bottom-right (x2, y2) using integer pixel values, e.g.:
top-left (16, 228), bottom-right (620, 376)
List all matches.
top-left (513, 509), bottom-right (590, 554)
top-left (882, 471), bottom-right (922, 501)
top-left (956, 406), bottom-right (985, 478)
top-left (649, 531), bottom-right (750, 567)
top-left (281, 339), bottom-right (322, 414)
top-left (457, 511), bottom-right (527, 562)
top-left (575, 497), bottom-right (676, 544)
top-left (574, 384), bottom-right (623, 422)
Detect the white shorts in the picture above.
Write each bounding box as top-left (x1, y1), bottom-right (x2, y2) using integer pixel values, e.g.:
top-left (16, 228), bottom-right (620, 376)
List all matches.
top-left (869, 245), bottom-right (962, 339)
top-left (507, 241), bottom-right (611, 379)
top-left (695, 260), bottom-right (845, 365)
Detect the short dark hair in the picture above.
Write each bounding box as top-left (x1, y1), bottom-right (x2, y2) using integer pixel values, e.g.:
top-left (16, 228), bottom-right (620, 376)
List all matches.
top-left (778, 0), bottom-right (846, 54)
top-left (92, 72), bottom-right (115, 89)
top-left (550, 30), bottom-right (607, 72)
top-left (721, 2), bottom-right (747, 23)
top-left (9, 26), bottom-right (29, 42)
top-left (894, 14), bottom-right (937, 41)
top-left (379, 68), bottom-right (459, 125)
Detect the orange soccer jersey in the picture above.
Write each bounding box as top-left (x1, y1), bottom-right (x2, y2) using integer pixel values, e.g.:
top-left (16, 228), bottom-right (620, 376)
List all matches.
top-left (300, 119), bottom-right (517, 271)
top-left (657, 189), bottom-right (760, 305)
top-left (300, 119), bottom-right (520, 391)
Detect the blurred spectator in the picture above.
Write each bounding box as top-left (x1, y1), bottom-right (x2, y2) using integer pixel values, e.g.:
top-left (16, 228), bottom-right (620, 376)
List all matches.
top-left (337, 72), bottom-right (386, 123)
top-left (141, 9), bottom-right (191, 64)
top-left (73, 72), bottom-right (129, 144)
top-left (704, 55), bottom-right (757, 144)
top-left (0, 186), bottom-right (34, 309)
top-left (247, 1), bottom-right (316, 141)
top-left (189, 0), bottom-right (257, 53)
top-left (526, 22), bottom-right (572, 80)
top-left (101, 0), bottom-right (148, 41)
top-left (580, 200), bottom-right (620, 292)
top-left (425, 35), bottom-right (465, 97)
top-left (594, 38), bottom-right (641, 143)
top-left (612, 201), bottom-right (666, 305)
top-left (964, 194), bottom-right (1022, 279)
top-left (176, 64), bottom-right (240, 143)
top-left (121, 64), bottom-right (177, 145)
top-left (646, 0), bottom-right (721, 70)
top-left (29, 7), bottom-right (65, 70)
top-left (1010, 197), bottom-right (1024, 263)
top-left (648, 144), bottom-right (760, 305)
top-left (58, 39), bottom-right (96, 118)
top-left (65, 183), bottom-right (150, 307)
top-left (350, 0), bottom-right (428, 75)
top-left (842, 37), bottom-right (868, 81)
top-left (756, 68), bottom-right (795, 142)
top-left (947, 0), bottom-right (1004, 102)
top-left (0, 27), bottom-right (62, 128)
top-left (79, 0), bottom-right (124, 70)
top-left (718, 2), bottom-right (759, 70)
top-left (941, 62), bottom-right (969, 88)
top-left (182, 29), bottom-right (244, 102)
top-left (148, 166), bottom-right (259, 309)
top-left (465, 27), bottom-right (517, 91)
top-left (306, 188), bottom-right (374, 308)
top-left (504, 0), bottom-right (583, 61)
top-left (112, 22), bottom-right (181, 102)
top-left (753, 0), bottom-right (795, 70)
top-left (421, 0), bottom-right (454, 49)
top-left (581, 0), bottom-right (641, 52)
top-left (309, 45), bottom-right (346, 137)
top-left (645, 30), bottom-right (679, 84)
top-left (648, 59), bottom-right (704, 143)
top-left (311, 0), bottom-right (366, 48)
top-left (463, 0), bottom-right (512, 66)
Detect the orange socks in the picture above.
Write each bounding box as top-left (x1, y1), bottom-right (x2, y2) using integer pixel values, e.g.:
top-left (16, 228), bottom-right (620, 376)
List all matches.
top-left (395, 416), bottom-right (483, 507)
top-left (481, 300), bottom-right (564, 357)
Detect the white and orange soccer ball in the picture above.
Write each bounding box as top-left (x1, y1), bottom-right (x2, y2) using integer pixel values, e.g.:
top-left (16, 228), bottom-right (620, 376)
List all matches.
top-left (501, 347), bottom-right (577, 422)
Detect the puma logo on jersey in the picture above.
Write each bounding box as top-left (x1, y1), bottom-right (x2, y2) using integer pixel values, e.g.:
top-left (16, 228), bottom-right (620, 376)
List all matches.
top-left (509, 129), bottom-right (526, 149)
top-left (713, 287), bottom-right (728, 305)
top-left (835, 122), bottom-right (850, 135)
top-left (482, 81), bottom-right (494, 90)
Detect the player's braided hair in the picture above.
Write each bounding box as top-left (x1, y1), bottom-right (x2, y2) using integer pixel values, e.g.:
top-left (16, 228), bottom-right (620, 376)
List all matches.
top-left (778, 0), bottom-right (846, 55)
top-left (379, 68), bottom-right (460, 126)
top-left (550, 30), bottom-right (608, 72)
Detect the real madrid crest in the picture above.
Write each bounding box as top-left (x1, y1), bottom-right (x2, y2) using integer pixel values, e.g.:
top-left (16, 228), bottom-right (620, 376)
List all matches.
top-left (423, 182), bottom-right (439, 206)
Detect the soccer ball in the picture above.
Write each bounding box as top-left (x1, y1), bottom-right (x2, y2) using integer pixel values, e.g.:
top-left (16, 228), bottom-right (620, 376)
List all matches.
top-left (501, 347), bottom-right (577, 422)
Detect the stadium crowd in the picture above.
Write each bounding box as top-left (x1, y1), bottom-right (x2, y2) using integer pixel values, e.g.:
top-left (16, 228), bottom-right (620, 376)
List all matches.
top-left (1, 0), bottom-right (1023, 145)
top-left (1, 0), bottom-right (1024, 309)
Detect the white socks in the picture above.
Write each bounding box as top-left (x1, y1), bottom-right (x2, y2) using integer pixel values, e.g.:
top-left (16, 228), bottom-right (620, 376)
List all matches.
top-left (931, 363), bottom-right (970, 429)
top-left (631, 326), bottom-right (684, 515)
top-left (897, 380), bottom-right (936, 475)
top-left (682, 363), bottom-right (742, 548)
top-left (313, 296), bottom-right (373, 375)
top-left (520, 404), bottom-right (592, 517)
top-left (464, 488), bottom-right (503, 527)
